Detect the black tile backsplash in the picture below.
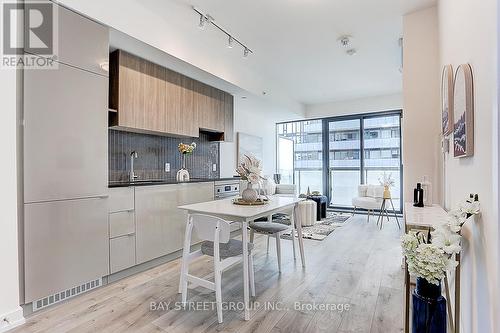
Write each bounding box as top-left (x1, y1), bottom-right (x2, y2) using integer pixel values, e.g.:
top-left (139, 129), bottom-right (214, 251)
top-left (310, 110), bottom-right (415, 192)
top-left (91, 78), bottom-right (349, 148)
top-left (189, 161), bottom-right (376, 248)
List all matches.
top-left (109, 129), bottom-right (220, 182)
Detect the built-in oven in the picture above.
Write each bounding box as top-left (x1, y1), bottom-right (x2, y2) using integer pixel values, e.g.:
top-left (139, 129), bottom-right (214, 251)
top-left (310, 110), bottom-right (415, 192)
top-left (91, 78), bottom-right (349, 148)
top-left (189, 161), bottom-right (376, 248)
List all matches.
top-left (214, 180), bottom-right (240, 200)
top-left (214, 180), bottom-right (241, 231)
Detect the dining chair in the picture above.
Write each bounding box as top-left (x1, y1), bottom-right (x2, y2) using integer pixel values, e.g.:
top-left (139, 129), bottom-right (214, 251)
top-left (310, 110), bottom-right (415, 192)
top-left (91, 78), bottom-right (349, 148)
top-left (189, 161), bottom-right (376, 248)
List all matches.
top-left (178, 214), bottom-right (255, 324)
top-left (249, 206), bottom-right (302, 272)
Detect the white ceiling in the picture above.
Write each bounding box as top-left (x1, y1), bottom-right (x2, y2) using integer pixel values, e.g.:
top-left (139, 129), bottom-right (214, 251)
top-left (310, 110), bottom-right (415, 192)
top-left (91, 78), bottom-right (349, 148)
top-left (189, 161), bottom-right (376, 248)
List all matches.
top-left (60, 0), bottom-right (436, 109)
top-left (142, 0), bottom-right (436, 105)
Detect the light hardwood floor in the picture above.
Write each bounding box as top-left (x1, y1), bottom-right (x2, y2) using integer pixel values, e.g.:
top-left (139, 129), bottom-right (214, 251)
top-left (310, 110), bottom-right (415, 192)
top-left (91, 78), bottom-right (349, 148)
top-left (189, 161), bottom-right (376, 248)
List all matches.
top-left (13, 214), bottom-right (404, 333)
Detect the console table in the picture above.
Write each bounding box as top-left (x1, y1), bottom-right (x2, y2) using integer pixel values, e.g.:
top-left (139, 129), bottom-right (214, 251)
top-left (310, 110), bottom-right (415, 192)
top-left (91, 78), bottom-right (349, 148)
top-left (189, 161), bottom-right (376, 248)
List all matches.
top-left (403, 203), bottom-right (460, 333)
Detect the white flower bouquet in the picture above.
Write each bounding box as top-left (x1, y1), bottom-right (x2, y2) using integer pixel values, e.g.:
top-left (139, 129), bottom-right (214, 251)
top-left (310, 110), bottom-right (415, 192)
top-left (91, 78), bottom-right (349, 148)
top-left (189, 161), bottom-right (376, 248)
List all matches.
top-left (236, 155), bottom-right (264, 185)
top-left (378, 172), bottom-right (396, 188)
top-left (401, 195), bottom-right (480, 285)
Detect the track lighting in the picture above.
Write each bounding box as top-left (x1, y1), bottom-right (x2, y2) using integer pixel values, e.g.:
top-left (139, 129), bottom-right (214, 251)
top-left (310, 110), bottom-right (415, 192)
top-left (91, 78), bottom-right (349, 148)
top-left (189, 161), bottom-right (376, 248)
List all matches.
top-left (193, 6), bottom-right (253, 59)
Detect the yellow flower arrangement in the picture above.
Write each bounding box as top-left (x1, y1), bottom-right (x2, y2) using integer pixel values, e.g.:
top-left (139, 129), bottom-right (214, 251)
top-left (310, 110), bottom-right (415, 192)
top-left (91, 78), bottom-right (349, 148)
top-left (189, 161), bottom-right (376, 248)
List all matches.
top-left (178, 142), bottom-right (197, 155)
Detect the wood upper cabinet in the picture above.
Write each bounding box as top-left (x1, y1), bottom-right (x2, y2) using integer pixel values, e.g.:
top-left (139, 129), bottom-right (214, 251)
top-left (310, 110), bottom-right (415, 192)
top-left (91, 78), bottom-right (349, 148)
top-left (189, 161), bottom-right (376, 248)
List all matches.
top-left (109, 50), bottom-right (145, 130)
top-left (194, 81), bottom-right (212, 131)
top-left (164, 70), bottom-right (198, 137)
top-left (144, 61), bottom-right (166, 132)
top-left (164, 69), bottom-right (182, 135)
top-left (195, 82), bottom-right (225, 133)
top-left (110, 49), bottom-right (233, 139)
top-left (211, 87), bottom-right (225, 132)
top-left (223, 92), bottom-right (234, 142)
top-left (180, 76), bottom-right (198, 137)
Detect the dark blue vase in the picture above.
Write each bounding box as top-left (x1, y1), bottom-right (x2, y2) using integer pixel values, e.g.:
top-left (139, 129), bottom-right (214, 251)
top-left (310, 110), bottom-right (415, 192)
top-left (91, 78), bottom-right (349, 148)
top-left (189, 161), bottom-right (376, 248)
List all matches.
top-left (412, 277), bottom-right (447, 333)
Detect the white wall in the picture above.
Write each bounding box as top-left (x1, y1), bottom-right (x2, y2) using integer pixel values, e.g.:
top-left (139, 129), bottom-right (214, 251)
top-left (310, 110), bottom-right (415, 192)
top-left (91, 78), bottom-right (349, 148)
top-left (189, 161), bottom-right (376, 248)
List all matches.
top-left (0, 5), bottom-right (23, 329)
top-left (220, 95), bottom-right (303, 178)
top-left (438, 0), bottom-right (498, 331)
top-left (305, 93), bottom-right (403, 119)
top-left (402, 7), bottom-right (442, 206)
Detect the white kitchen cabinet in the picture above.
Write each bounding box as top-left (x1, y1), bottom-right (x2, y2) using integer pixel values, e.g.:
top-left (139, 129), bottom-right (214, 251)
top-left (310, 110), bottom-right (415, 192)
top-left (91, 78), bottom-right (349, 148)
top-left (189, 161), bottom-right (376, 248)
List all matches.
top-left (26, 4), bottom-right (109, 76)
top-left (24, 62), bottom-right (108, 203)
top-left (135, 184), bottom-right (180, 264)
top-left (109, 211), bottom-right (135, 238)
top-left (110, 235), bottom-right (136, 274)
top-left (135, 182), bottom-right (214, 264)
top-left (108, 187), bottom-right (135, 213)
top-left (24, 197), bottom-right (109, 303)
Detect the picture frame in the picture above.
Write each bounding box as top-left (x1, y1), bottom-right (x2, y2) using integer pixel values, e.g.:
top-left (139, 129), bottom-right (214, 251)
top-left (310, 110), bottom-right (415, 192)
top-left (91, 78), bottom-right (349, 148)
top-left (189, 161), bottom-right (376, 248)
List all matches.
top-left (441, 65), bottom-right (454, 136)
top-left (237, 132), bottom-right (263, 165)
top-left (453, 64), bottom-right (474, 158)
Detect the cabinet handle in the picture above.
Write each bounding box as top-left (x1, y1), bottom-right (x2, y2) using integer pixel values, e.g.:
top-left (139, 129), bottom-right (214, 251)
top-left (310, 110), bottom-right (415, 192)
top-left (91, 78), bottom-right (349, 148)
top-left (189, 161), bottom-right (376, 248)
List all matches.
top-left (98, 195), bottom-right (109, 199)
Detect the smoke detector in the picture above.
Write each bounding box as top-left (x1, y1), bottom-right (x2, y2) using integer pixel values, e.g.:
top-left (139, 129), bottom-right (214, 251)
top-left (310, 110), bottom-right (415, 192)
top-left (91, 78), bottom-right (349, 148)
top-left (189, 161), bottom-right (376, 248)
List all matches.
top-left (338, 35), bottom-right (353, 48)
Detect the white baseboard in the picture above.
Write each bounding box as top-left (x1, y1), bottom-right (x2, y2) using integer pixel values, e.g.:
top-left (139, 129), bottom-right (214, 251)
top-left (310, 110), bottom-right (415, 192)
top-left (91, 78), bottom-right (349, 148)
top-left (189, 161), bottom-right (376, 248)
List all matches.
top-left (0, 306), bottom-right (25, 333)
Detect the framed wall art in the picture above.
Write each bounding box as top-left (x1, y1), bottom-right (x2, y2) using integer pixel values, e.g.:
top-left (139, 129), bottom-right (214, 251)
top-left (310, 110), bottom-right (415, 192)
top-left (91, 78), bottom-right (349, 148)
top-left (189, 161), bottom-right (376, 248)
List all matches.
top-left (453, 64), bottom-right (474, 158)
top-left (237, 132), bottom-right (263, 164)
top-left (441, 65), bottom-right (454, 136)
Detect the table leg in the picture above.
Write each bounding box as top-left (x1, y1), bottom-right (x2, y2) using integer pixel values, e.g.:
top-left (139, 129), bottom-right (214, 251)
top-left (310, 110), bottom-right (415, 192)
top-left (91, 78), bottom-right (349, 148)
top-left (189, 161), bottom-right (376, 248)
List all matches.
top-left (389, 199), bottom-right (401, 229)
top-left (378, 200), bottom-right (386, 229)
top-left (455, 253), bottom-right (460, 333)
top-left (404, 259), bottom-right (410, 332)
top-left (294, 205), bottom-right (306, 267)
top-left (242, 220), bottom-right (250, 320)
top-left (384, 206), bottom-right (390, 222)
top-left (290, 209), bottom-right (297, 259)
top-left (444, 273), bottom-right (455, 333)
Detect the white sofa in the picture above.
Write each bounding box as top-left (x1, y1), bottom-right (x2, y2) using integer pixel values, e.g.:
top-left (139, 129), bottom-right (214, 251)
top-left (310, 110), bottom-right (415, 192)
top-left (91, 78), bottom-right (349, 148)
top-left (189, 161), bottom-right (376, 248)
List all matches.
top-left (352, 185), bottom-right (384, 222)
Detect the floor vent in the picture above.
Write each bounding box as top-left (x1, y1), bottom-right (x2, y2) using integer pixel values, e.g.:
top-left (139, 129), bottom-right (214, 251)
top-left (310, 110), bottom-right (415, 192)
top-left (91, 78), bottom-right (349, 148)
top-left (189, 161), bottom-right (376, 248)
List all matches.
top-left (32, 278), bottom-right (102, 312)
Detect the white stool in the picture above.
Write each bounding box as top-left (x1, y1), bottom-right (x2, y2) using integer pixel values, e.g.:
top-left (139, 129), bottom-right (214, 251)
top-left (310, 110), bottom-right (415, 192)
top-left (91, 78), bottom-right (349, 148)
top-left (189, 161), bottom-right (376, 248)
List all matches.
top-left (298, 200), bottom-right (316, 226)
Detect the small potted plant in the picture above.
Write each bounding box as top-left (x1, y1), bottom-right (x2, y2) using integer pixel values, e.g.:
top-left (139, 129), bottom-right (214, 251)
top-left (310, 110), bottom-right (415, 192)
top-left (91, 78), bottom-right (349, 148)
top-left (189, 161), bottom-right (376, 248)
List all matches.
top-left (176, 142), bottom-right (196, 182)
top-left (236, 155), bottom-right (264, 203)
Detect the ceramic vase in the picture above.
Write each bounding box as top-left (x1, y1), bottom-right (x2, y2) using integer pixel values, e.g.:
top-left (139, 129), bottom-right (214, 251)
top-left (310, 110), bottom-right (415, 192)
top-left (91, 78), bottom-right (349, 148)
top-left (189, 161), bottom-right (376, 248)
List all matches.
top-left (242, 182), bottom-right (258, 203)
top-left (176, 154), bottom-right (190, 182)
top-left (383, 185), bottom-right (391, 199)
top-left (412, 277), bottom-right (447, 333)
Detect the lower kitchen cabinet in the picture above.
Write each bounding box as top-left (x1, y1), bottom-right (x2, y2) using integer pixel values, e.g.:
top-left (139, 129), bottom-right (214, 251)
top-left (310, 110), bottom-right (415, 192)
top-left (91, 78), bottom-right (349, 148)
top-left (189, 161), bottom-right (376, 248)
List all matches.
top-left (109, 210), bottom-right (135, 238)
top-left (24, 197), bottom-right (109, 303)
top-left (110, 235), bottom-right (136, 274)
top-left (135, 182), bottom-right (214, 264)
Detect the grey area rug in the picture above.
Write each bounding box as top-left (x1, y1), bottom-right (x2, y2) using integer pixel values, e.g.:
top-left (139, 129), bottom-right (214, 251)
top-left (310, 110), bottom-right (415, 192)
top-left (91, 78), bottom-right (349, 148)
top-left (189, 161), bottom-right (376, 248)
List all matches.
top-left (267, 212), bottom-right (351, 241)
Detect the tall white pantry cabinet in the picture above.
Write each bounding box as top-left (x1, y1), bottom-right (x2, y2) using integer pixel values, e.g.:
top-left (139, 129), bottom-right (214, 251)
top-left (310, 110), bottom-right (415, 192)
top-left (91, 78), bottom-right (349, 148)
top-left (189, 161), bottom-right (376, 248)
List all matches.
top-left (23, 5), bottom-right (109, 304)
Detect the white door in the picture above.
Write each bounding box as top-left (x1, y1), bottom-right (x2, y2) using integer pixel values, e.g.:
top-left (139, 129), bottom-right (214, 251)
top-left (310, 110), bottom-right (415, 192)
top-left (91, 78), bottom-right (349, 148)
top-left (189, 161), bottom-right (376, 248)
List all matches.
top-left (277, 137), bottom-right (294, 184)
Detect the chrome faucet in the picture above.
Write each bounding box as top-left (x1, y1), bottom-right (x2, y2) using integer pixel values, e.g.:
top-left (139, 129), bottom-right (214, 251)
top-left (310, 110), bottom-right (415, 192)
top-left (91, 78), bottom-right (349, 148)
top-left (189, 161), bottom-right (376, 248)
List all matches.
top-left (130, 151), bottom-right (138, 182)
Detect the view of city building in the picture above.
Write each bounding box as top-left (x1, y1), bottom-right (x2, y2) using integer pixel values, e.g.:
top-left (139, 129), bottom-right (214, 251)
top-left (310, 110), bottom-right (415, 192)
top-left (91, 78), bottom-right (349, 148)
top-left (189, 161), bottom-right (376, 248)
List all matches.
top-left (277, 113), bottom-right (402, 210)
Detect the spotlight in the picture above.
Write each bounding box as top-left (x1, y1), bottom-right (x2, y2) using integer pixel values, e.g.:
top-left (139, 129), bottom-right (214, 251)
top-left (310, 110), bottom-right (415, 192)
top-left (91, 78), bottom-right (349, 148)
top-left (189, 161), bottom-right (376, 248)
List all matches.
top-left (243, 48), bottom-right (249, 58)
top-left (228, 36), bottom-right (234, 48)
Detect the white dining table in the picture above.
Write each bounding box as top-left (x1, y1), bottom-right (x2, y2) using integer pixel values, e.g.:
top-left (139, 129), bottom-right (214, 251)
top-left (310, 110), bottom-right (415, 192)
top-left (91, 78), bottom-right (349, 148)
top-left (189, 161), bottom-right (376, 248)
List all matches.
top-left (178, 195), bottom-right (305, 320)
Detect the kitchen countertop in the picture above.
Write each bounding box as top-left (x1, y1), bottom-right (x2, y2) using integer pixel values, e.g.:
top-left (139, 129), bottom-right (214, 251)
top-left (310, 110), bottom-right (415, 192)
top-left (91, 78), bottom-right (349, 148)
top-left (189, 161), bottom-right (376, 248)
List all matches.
top-left (108, 177), bottom-right (241, 188)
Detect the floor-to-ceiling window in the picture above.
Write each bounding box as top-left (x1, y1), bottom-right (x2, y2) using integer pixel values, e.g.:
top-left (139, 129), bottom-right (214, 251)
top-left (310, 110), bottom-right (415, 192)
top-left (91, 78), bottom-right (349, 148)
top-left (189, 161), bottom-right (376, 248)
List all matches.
top-left (276, 119), bottom-right (323, 195)
top-left (277, 111), bottom-right (402, 211)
